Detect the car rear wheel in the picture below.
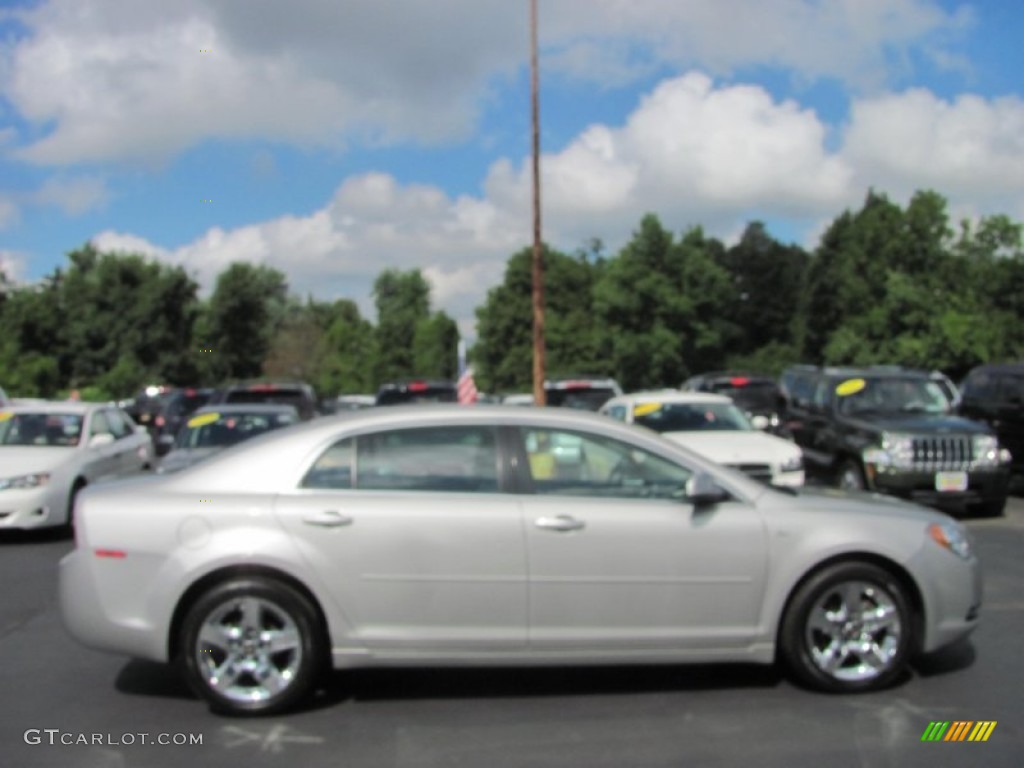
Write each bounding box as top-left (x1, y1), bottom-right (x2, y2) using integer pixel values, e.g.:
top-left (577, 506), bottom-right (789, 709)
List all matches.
top-left (837, 460), bottom-right (867, 491)
top-left (779, 562), bottom-right (912, 692)
top-left (178, 577), bottom-right (324, 715)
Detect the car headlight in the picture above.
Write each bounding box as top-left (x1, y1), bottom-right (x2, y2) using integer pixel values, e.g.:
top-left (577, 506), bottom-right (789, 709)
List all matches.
top-left (972, 435), bottom-right (1004, 467)
top-left (928, 522), bottom-right (973, 560)
top-left (863, 433), bottom-right (914, 469)
top-left (0, 472), bottom-right (51, 491)
top-left (780, 454), bottom-right (803, 472)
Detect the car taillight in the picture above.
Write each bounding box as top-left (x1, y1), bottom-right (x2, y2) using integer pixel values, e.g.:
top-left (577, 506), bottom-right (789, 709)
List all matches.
top-left (408, 381), bottom-right (428, 392)
top-left (730, 377), bottom-right (750, 387)
top-left (155, 416), bottom-right (165, 427)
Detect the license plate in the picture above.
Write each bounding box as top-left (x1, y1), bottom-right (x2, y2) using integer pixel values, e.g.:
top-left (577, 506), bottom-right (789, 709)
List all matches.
top-left (935, 471), bottom-right (968, 492)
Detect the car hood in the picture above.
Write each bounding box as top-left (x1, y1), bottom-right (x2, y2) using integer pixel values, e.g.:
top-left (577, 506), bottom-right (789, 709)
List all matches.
top-left (0, 446), bottom-right (75, 475)
top-left (158, 447), bottom-right (219, 474)
top-left (782, 484), bottom-right (949, 524)
top-left (846, 413), bottom-right (990, 435)
top-left (661, 431), bottom-right (800, 464)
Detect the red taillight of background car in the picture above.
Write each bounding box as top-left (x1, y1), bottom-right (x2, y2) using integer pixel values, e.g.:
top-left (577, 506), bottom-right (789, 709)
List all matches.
top-left (730, 376), bottom-right (750, 387)
top-left (407, 381), bottom-right (428, 392)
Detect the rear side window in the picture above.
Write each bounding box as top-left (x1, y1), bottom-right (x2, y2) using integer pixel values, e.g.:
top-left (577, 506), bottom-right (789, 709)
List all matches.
top-left (358, 426), bottom-right (499, 492)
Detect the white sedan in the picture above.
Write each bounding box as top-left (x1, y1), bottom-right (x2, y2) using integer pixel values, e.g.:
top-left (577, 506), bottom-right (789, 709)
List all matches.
top-left (601, 391), bottom-right (805, 487)
top-left (0, 402), bottom-right (154, 530)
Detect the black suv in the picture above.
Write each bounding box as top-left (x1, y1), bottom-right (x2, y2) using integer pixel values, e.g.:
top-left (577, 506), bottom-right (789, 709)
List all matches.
top-left (782, 365), bottom-right (1011, 516)
top-left (127, 386), bottom-right (214, 455)
top-left (544, 376), bottom-right (623, 411)
top-left (682, 371), bottom-right (787, 435)
top-left (959, 363), bottom-right (1024, 481)
top-left (210, 381), bottom-right (319, 420)
top-left (375, 380), bottom-right (457, 406)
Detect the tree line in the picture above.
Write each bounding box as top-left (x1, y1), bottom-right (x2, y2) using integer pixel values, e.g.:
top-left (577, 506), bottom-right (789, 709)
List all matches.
top-left (1, 188), bottom-right (1021, 400)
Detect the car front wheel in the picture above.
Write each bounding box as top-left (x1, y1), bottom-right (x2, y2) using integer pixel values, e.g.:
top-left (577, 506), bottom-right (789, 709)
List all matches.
top-left (178, 577), bottom-right (324, 715)
top-left (779, 562), bottom-right (912, 692)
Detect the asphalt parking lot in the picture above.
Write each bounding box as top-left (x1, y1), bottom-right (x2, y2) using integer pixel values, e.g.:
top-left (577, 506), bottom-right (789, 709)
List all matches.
top-left (1, 498), bottom-right (1021, 768)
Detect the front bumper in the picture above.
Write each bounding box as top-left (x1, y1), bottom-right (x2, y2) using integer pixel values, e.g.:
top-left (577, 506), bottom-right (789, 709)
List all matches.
top-left (906, 534), bottom-right (983, 654)
top-left (0, 486), bottom-right (65, 529)
top-left (866, 466), bottom-right (1010, 513)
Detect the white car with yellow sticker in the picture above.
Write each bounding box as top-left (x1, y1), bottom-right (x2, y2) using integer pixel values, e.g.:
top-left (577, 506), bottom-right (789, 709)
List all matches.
top-left (156, 404), bottom-right (300, 474)
top-left (600, 391), bottom-right (805, 487)
top-left (0, 402), bottom-right (154, 530)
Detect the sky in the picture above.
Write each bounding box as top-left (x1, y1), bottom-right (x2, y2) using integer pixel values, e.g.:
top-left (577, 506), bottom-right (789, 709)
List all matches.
top-left (1, 0), bottom-right (1023, 336)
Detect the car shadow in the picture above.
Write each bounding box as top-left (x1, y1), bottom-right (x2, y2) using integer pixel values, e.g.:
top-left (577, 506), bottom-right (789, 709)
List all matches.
top-left (115, 659), bottom-right (784, 714)
top-left (911, 637), bottom-right (976, 678)
top-left (0, 528), bottom-right (71, 545)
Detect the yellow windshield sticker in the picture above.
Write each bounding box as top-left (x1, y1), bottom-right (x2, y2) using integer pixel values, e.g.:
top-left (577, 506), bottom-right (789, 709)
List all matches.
top-left (836, 378), bottom-right (866, 397)
top-left (633, 402), bottom-right (663, 417)
top-left (187, 412), bottom-right (220, 428)
top-left (0, 412), bottom-right (12, 422)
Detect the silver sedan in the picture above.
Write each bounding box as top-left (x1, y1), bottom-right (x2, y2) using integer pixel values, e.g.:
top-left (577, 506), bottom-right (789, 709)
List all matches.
top-left (59, 406), bottom-right (981, 715)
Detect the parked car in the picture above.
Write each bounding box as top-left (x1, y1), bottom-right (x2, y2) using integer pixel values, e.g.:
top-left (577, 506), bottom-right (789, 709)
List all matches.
top-left (133, 387), bottom-right (215, 456)
top-left (601, 391), bottom-right (804, 487)
top-left (210, 380), bottom-right (318, 421)
top-left (0, 401), bottom-right (153, 531)
top-left (375, 380), bottom-right (457, 405)
top-left (61, 405), bottom-right (979, 715)
top-left (157, 404), bottom-right (300, 474)
top-left (333, 394), bottom-right (376, 411)
top-left (681, 371), bottom-right (788, 434)
top-left (958, 362), bottom-right (1023, 481)
top-left (780, 365), bottom-right (1011, 516)
top-left (544, 376), bottom-right (623, 411)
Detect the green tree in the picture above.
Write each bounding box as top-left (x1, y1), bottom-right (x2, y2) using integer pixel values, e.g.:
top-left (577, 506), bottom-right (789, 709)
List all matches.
top-left (413, 311), bottom-right (460, 380)
top-left (205, 262), bottom-right (289, 381)
top-left (373, 269), bottom-right (431, 382)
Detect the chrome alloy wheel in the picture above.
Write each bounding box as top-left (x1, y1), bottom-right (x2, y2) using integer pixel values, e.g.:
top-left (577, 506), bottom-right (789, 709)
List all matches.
top-left (804, 580), bottom-right (902, 682)
top-left (194, 596), bottom-right (304, 705)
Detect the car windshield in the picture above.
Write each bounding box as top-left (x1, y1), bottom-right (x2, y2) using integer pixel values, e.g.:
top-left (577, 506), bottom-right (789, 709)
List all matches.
top-left (633, 402), bottom-right (754, 432)
top-left (836, 377), bottom-right (952, 415)
top-left (174, 410), bottom-right (297, 450)
top-left (0, 412), bottom-right (85, 447)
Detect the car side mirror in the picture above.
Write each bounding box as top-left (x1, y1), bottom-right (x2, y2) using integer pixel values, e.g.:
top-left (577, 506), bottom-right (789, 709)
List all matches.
top-left (685, 472), bottom-right (730, 506)
top-left (88, 433), bottom-right (115, 448)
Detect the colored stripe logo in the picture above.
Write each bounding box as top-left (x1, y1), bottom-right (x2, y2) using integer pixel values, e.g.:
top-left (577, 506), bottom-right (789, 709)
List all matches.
top-left (921, 721), bottom-right (997, 742)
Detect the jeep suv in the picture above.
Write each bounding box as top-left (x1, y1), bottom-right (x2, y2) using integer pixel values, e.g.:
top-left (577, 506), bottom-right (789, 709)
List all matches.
top-left (782, 366), bottom-right (1011, 516)
top-left (959, 362), bottom-right (1024, 481)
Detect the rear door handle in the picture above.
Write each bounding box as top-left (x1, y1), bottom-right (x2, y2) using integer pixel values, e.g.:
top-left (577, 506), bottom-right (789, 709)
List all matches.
top-left (302, 510), bottom-right (353, 528)
top-left (535, 515), bottom-right (585, 532)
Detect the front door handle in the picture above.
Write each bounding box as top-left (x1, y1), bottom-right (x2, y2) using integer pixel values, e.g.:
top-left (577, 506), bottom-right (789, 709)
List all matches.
top-left (302, 510), bottom-right (353, 528)
top-left (535, 515), bottom-right (585, 532)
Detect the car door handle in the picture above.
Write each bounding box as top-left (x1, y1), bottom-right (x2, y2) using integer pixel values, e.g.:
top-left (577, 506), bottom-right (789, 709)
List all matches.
top-left (535, 515), bottom-right (585, 532)
top-left (302, 510), bottom-right (353, 528)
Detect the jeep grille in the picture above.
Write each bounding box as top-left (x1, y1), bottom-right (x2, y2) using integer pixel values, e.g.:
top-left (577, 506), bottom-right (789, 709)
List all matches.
top-left (911, 436), bottom-right (974, 470)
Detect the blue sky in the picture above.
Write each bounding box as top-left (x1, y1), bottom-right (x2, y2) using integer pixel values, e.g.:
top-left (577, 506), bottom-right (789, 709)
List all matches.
top-left (1, 0), bottom-right (1023, 334)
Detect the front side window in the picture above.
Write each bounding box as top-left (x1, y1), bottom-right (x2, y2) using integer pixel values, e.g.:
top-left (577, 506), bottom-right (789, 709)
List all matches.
top-left (519, 428), bottom-right (692, 500)
top-left (357, 426), bottom-right (498, 492)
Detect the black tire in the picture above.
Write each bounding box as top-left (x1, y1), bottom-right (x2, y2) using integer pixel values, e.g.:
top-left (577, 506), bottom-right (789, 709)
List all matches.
top-left (779, 562), bottom-right (912, 693)
top-left (178, 577), bottom-right (325, 716)
top-left (62, 479), bottom-right (87, 538)
top-left (836, 460), bottom-right (867, 492)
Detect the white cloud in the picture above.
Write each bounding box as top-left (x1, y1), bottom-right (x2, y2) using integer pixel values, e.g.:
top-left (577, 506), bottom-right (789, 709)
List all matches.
top-left (0, 249), bottom-right (27, 283)
top-left (842, 89), bottom-right (1024, 206)
top-left (2, 0), bottom-right (967, 166)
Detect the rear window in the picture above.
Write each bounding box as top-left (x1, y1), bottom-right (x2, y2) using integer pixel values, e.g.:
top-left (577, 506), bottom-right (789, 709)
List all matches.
top-left (375, 385), bottom-right (457, 406)
top-left (545, 386), bottom-right (617, 411)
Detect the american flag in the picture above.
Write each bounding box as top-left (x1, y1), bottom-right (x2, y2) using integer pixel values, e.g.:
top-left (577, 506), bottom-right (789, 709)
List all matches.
top-left (457, 340), bottom-right (478, 405)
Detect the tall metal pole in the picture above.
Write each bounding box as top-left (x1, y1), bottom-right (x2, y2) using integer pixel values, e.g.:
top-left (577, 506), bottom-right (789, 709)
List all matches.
top-left (530, 0), bottom-right (546, 405)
